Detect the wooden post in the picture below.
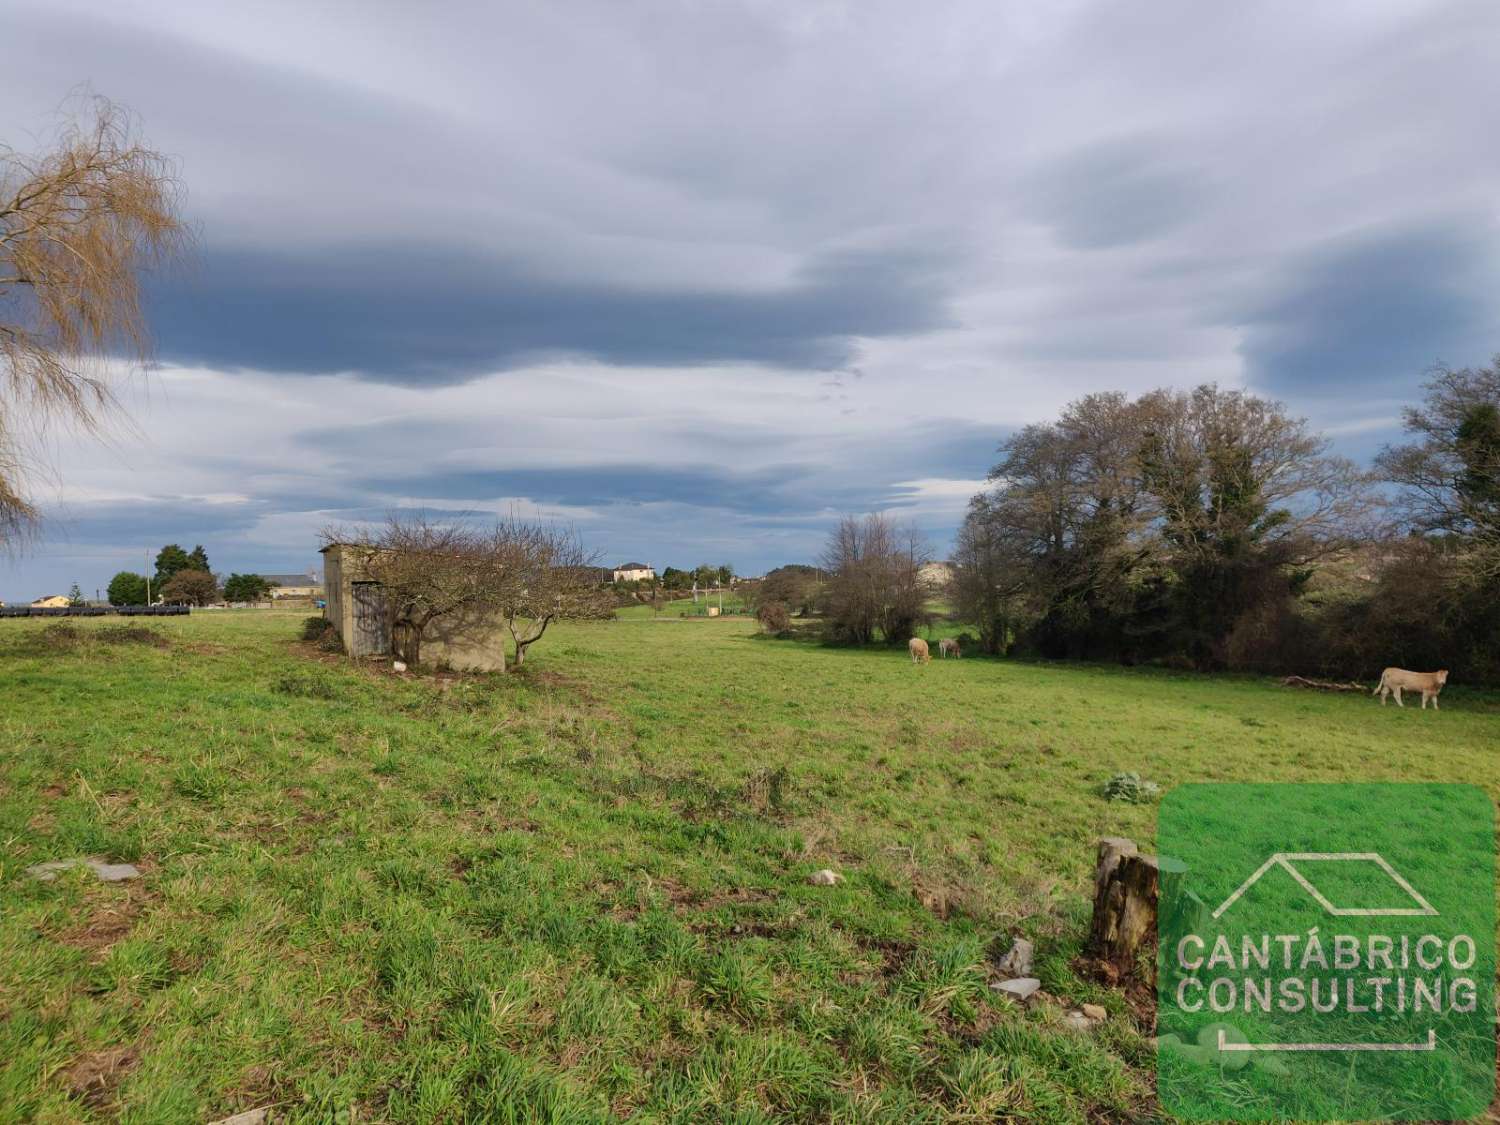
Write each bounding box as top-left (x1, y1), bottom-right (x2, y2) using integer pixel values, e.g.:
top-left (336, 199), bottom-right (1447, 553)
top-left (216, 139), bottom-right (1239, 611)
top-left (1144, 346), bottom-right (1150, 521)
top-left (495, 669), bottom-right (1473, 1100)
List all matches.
top-left (1088, 836), bottom-right (1162, 979)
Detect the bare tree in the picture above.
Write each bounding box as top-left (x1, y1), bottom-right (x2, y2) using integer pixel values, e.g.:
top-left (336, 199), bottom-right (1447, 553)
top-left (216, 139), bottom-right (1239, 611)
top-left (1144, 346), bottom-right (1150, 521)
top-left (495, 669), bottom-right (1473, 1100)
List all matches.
top-left (329, 514), bottom-right (507, 667)
top-left (751, 564), bottom-right (823, 618)
top-left (1376, 359), bottom-right (1500, 545)
top-left (489, 516), bottom-right (613, 667)
top-left (819, 513), bottom-right (931, 644)
top-left (324, 512), bottom-right (611, 669)
top-left (1137, 385), bottom-right (1371, 562)
top-left (0, 94), bottom-right (188, 544)
top-left (951, 494), bottom-right (1031, 655)
top-left (971, 384), bottom-right (1374, 665)
top-left (984, 392), bottom-right (1157, 660)
top-left (158, 568), bottom-right (217, 606)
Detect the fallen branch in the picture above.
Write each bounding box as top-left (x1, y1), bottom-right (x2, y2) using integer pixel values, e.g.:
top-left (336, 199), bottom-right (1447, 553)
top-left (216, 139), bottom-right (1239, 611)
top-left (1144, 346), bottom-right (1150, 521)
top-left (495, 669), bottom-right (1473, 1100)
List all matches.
top-left (1281, 675), bottom-right (1367, 693)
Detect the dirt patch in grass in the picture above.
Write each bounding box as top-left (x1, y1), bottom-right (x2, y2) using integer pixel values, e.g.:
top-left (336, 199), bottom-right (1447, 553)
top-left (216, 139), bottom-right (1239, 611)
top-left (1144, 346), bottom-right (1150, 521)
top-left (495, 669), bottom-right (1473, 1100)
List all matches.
top-left (64, 1043), bottom-right (139, 1110)
top-left (868, 938), bottom-right (918, 980)
top-left (610, 876), bottom-right (779, 922)
top-left (1072, 953), bottom-right (1156, 1031)
top-left (55, 883), bottom-right (155, 958)
top-left (691, 884), bottom-right (779, 911)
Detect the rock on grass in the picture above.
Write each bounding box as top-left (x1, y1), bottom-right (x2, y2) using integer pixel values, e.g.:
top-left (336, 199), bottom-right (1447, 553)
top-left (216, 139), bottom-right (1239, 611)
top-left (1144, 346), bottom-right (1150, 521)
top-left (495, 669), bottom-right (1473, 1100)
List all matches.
top-left (27, 857), bottom-right (141, 883)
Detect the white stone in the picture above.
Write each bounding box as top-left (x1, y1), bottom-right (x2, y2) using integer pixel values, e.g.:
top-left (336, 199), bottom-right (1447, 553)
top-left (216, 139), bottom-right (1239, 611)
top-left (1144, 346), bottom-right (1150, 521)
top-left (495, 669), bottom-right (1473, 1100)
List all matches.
top-left (392, 660), bottom-right (407, 672)
top-left (209, 1110), bottom-right (271, 1125)
top-left (807, 868), bottom-right (842, 886)
top-left (990, 977), bottom-right (1041, 1001)
top-left (996, 936), bottom-right (1034, 977)
top-left (27, 857), bottom-right (141, 882)
top-left (1063, 1009), bottom-right (1094, 1032)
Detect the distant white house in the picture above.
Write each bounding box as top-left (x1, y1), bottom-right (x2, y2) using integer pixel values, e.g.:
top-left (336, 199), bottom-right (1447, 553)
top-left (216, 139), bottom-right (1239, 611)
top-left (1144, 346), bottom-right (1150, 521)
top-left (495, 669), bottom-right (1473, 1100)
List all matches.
top-left (612, 562), bottom-right (655, 583)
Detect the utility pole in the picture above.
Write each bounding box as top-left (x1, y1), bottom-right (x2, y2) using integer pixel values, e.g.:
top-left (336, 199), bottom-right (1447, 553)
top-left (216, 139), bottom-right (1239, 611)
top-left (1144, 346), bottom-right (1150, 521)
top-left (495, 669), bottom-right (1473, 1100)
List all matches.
top-left (145, 549), bottom-right (152, 606)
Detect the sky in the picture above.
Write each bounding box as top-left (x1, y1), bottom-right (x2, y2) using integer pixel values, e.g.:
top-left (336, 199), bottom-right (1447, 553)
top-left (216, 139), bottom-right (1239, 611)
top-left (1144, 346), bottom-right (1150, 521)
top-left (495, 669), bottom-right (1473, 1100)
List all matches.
top-left (2, 0), bottom-right (1498, 599)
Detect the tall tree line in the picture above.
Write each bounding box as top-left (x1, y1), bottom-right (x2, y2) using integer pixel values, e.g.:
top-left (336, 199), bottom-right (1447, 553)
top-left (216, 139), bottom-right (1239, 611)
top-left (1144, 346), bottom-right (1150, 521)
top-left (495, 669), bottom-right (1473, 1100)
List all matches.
top-left (953, 366), bottom-right (1500, 683)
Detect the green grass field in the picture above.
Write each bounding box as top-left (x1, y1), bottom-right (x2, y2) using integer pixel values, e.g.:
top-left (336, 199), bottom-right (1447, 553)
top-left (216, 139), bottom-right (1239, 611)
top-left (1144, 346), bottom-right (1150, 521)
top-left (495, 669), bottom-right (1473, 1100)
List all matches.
top-left (2, 612), bottom-right (1496, 1122)
top-left (614, 595), bottom-right (753, 620)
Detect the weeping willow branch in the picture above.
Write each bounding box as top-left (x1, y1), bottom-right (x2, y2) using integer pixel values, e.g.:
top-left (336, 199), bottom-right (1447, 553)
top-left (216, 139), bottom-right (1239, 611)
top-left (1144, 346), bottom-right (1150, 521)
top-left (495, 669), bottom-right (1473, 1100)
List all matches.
top-left (0, 92), bottom-right (190, 546)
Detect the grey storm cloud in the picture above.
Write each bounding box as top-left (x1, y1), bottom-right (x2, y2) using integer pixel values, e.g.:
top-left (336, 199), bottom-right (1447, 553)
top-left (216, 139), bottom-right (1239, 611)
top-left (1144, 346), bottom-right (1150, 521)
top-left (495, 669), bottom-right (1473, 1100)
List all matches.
top-left (343, 418), bottom-right (1002, 515)
top-left (1236, 218), bottom-right (1498, 394)
top-left (147, 243), bottom-right (954, 382)
top-left (5, 0), bottom-right (1500, 600)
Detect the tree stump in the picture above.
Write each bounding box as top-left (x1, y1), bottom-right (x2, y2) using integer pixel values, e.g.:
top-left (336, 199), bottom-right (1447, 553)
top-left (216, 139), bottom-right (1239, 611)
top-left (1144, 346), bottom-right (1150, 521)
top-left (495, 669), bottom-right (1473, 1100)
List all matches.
top-left (1088, 836), bottom-right (1161, 979)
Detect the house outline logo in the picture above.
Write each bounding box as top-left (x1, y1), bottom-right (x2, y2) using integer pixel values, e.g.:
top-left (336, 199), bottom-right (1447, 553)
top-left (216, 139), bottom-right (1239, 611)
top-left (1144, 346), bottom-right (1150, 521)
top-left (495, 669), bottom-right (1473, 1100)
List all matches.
top-left (1158, 785), bottom-right (1494, 1117)
top-left (1211, 851), bottom-right (1438, 920)
top-left (1207, 851), bottom-right (1441, 1054)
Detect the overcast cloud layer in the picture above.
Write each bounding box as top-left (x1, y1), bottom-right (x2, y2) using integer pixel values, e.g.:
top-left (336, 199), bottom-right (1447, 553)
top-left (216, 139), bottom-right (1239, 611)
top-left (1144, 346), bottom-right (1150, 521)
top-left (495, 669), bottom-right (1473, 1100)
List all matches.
top-left (3, 0), bottom-right (1498, 598)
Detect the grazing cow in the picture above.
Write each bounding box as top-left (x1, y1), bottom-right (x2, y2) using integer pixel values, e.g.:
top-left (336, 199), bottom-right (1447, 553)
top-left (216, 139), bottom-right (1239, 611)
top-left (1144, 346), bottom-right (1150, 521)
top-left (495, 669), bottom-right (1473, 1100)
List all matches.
top-left (1373, 667), bottom-right (1448, 710)
top-left (938, 638), bottom-right (961, 659)
top-left (908, 637), bottom-right (931, 664)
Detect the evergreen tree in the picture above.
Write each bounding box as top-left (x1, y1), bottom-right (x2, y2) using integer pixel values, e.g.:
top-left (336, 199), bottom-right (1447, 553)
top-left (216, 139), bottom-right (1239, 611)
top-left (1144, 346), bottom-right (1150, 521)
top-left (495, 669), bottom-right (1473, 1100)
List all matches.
top-left (106, 571), bottom-right (149, 606)
top-left (223, 573), bottom-right (272, 602)
top-left (153, 544), bottom-right (191, 587)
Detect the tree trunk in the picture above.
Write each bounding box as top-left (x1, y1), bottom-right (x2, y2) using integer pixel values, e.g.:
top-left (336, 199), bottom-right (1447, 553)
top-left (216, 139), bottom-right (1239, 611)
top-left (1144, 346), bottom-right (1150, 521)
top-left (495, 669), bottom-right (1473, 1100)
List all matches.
top-left (1087, 836), bottom-right (1161, 979)
top-left (509, 615), bottom-right (550, 669)
top-left (394, 620), bottom-right (422, 665)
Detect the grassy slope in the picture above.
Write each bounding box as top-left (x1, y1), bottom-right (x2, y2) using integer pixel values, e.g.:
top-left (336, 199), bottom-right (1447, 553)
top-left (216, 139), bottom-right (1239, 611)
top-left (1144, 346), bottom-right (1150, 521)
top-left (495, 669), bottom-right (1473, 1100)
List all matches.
top-left (1, 613), bottom-right (1496, 1122)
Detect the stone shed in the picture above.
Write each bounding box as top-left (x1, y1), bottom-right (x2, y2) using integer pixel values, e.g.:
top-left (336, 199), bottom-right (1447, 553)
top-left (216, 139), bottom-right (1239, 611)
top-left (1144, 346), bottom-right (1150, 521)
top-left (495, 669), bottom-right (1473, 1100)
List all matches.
top-left (319, 542), bottom-right (508, 671)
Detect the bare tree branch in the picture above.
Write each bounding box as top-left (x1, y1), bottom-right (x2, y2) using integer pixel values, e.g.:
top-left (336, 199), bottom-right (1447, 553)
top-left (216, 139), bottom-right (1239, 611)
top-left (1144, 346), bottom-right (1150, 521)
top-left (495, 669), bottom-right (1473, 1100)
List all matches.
top-left (0, 92), bottom-right (190, 547)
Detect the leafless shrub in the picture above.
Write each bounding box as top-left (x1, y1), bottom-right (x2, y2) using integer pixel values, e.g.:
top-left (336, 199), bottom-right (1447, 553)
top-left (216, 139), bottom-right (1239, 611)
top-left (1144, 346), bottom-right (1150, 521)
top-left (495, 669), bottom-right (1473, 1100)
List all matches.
top-left (756, 601), bottom-right (791, 634)
top-left (818, 513), bottom-right (931, 645)
top-left (487, 515), bottom-right (614, 667)
top-left (322, 511), bottom-right (610, 669)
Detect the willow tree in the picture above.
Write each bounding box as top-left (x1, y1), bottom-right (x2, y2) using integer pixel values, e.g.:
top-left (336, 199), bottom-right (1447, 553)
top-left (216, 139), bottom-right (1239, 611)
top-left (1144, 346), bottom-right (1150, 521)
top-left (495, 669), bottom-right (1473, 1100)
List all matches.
top-left (0, 95), bottom-right (188, 544)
